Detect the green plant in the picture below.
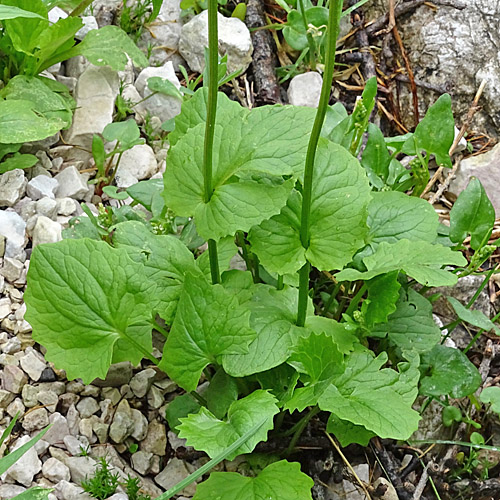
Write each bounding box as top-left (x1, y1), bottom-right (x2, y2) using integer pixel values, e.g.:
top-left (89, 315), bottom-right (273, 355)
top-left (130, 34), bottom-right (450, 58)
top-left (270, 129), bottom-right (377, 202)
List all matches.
top-left (0, 414), bottom-right (52, 499)
top-left (24, 0), bottom-right (500, 498)
top-left (0, 0), bottom-right (148, 169)
top-left (125, 476), bottom-right (151, 500)
top-left (81, 457), bottom-right (120, 500)
top-left (91, 119), bottom-right (145, 195)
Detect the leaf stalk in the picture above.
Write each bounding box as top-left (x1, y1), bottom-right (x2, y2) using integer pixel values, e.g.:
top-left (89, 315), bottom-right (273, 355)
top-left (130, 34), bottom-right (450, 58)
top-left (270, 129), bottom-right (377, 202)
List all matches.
top-left (296, 0), bottom-right (343, 326)
top-left (204, 0), bottom-right (221, 284)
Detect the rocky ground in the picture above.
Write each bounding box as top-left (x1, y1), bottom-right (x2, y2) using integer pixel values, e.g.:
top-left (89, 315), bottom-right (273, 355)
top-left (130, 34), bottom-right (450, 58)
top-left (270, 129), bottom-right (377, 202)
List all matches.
top-left (0, 0), bottom-right (500, 499)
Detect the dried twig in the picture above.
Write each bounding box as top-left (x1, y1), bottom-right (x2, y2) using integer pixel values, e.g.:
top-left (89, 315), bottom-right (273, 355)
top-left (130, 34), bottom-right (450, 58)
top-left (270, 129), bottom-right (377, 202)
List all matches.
top-left (412, 462), bottom-right (429, 500)
top-left (325, 432), bottom-right (373, 500)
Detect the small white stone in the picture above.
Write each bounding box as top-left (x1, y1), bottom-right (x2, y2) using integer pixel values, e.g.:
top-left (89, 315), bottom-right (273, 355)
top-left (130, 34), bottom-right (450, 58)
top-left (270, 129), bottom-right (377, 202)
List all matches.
top-left (0, 170), bottom-right (27, 207)
top-left (22, 407), bottom-right (49, 431)
top-left (115, 144), bottom-right (159, 188)
top-left (0, 211), bottom-right (26, 261)
top-left (26, 175), bottom-right (59, 200)
top-left (1, 435), bottom-right (42, 486)
top-left (43, 457), bottom-right (71, 482)
top-left (288, 72), bottom-right (323, 108)
top-left (0, 258), bottom-right (23, 282)
top-left (32, 216), bottom-right (62, 247)
top-left (134, 62), bottom-right (182, 123)
top-left (20, 350), bottom-right (47, 381)
top-left (76, 16), bottom-right (98, 40)
top-left (35, 197), bottom-right (58, 219)
top-left (76, 397), bottom-right (100, 418)
top-left (155, 458), bottom-right (196, 496)
top-left (179, 10), bottom-right (253, 74)
top-left (56, 197), bottom-right (77, 216)
top-left (54, 166), bottom-right (89, 199)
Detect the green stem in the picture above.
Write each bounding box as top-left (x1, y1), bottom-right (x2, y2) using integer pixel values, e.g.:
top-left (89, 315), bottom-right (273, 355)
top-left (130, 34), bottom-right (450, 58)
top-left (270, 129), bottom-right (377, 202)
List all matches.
top-left (344, 283), bottom-right (367, 318)
top-left (277, 275), bottom-right (284, 290)
top-left (284, 406), bottom-right (320, 456)
top-left (204, 0), bottom-right (221, 284)
top-left (69, 0), bottom-right (94, 17)
top-left (323, 282), bottom-right (341, 315)
top-left (296, 0), bottom-right (343, 327)
top-left (298, 0), bottom-right (317, 71)
top-left (151, 319), bottom-right (169, 339)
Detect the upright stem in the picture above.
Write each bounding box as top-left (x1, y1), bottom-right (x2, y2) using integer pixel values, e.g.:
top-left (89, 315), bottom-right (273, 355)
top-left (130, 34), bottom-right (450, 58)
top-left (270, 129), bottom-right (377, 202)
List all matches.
top-left (298, 0), bottom-right (317, 71)
top-left (204, 0), bottom-right (221, 284)
top-left (296, 0), bottom-right (343, 327)
top-left (69, 0), bottom-right (94, 17)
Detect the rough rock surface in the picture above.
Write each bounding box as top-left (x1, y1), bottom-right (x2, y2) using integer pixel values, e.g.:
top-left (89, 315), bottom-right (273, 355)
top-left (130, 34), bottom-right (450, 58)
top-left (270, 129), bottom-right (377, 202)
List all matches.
top-left (63, 65), bottom-right (119, 149)
top-left (366, 0), bottom-right (500, 138)
top-left (179, 10), bottom-right (253, 74)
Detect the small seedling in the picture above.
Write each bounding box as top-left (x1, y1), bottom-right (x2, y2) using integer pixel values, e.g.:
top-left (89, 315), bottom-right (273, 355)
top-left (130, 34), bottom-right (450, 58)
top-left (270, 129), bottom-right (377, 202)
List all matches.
top-left (81, 457), bottom-right (120, 500)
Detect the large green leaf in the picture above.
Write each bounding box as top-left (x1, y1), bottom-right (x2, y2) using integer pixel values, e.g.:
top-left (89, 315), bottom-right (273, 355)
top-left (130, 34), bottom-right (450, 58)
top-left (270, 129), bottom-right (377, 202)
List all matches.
top-left (336, 240), bottom-right (466, 287)
top-left (285, 332), bottom-right (344, 412)
top-left (222, 286), bottom-right (306, 377)
top-left (255, 364), bottom-right (300, 407)
top-left (159, 273), bottom-right (256, 391)
top-left (449, 177), bottom-right (495, 250)
top-left (0, 99), bottom-right (66, 143)
top-left (1, 76), bottom-right (74, 130)
top-left (24, 239), bottom-right (155, 383)
top-left (0, 5), bottom-right (45, 19)
top-left (318, 351), bottom-right (420, 439)
top-left (0, 153), bottom-right (37, 174)
top-left (112, 221), bottom-right (196, 324)
top-left (366, 191), bottom-right (438, 246)
top-left (33, 16), bottom-right (83, 74)
top-left (249, 140), bottom-right (371, 274)
top-left (420, 345), bottom-right (481, 398)
top-left (402, 94), bottom-right (455, 168)
top-left (178, 391), bottom-right (279, 460)
top-left (370, 289), bottom-right (441, 352)
top-left (164, 89), bottom-right (316, 239)
top-left (67, 25), bottom-right (148, 70)
top-left (205, 370), bottom-right (239, 419)
top-left (2, 0), bottom-right (48, 55)
top-left (192, 461), bottom-right (313, 500)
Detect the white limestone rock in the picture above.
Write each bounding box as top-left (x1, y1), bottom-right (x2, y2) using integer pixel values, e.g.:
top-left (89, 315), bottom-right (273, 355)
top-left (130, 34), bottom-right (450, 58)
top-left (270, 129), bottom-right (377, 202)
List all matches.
top-left (114, 144), bottom-right (159, 188)
top-left (54, 166), bottom-right (89, 199)
top-left (27, 175), bottom-right (59, 200)
top-left (63, 65), bottom-right (119, 149)
top-left (287, 72), bottom-right (323, 108)
top-left (0, 211), bottom-right (26, 260)
top-left (32, 216), bottom-right (62, 247)
top-left (134, 62), bottom-right (182, 123)
top-left (0, 169), bottom-right (27, 207)
top-left (180, 10), bottom-right (253, 74)
top-left (1, 435), bottom-right (42, 486)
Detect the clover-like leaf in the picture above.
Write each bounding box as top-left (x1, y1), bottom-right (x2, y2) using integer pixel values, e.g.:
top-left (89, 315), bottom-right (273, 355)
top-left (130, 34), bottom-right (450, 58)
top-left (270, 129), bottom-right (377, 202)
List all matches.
top-left (480, 387), bottom-right (500, 414)
top-left (366, 191), bottom-right (438, 246)
top-left (370, 288), bottom-right (441, 352)
top-left (164, 89), bottom-right (316, 239)
top-left (449, 177), bottom-right (495, 250)
top-left (192, 460), bottom-right (313, 500)
top-left (318, 351), bottom-right (421, 439)
top-left (178, 390), bottom-right (279, 460)
top-left (24, 239), bottom-right (155, 383)
top-left (420, 345), bottom-right (481, 398)
top-left (159, 273), bottom-right (256, 391)
top-left (113, 221), bottom-right (197, 324)
top-left (336, 240), bottom-right (466, 287)
top-left (249, 139), bottom-right (371, 274)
